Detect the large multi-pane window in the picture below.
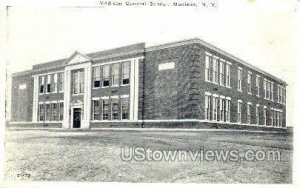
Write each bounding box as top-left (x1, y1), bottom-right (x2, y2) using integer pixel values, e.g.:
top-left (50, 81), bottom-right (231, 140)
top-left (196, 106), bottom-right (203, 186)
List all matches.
top-left (238, 68), bottom-right (242, 91)
top-left (45, 103), bottom-right (51, 121)
top-left (212, 57), bottom-right (219, 84)
top-left (205, 95), bottom-right (211, 120)
top-left (72, 70), bottom-right (84, 94)
top-left (51, 103), bottom-right (58, 121)
top-left (247, 72), bottom-right (252, 94)
top-left (121, 98), bottom-right (129, 120)
top-left (58, 73), bottom-right (64, 92)
top-left (122, 61), bottom-right (130, 85)
top-left (103, 65), bottom-right (110, 87)
top-left (39, 104), bottom-right (45, 121)
top-left (219, 60), bottom-right (225, 86)
top-left (102, 99), bottom-right (109, 120)
top-left (111, 98), bottom-right (119, 120)
top-left (112, 64), bottom-right (120, 86)
top-left (46, 75), bottom-right (51, 93)
top-left (256, 75), bottom-right (260, 97)
top-left (39, 76), bottom-right (45, 94)
top-left (93, 67), bottom-right (101, 88)
top-left (59, 102), bottom-right (64, 121)
top-left (205, 94), bottom-right (230, 122)
top-left (237, 101), bottom-right (242, 123)
top-left (225, 64), bottom-right (231, 87)
top-left (205, 55), bottom-right (213, 82)
top-left (247, 103), bottom-right (251, 124)
top-left (38, 102), bottom-right (63, 122)
top-left (93, 100), bottom-right (100, 120)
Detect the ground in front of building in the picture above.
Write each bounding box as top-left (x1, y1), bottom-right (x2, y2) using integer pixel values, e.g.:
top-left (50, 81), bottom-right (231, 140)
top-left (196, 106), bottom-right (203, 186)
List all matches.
top-left (4, 128), bottom-right (292, 183)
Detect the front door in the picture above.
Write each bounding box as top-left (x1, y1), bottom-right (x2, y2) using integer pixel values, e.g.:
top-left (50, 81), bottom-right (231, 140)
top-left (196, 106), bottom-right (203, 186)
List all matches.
top-left (73, 108), bottom-right (81, 128)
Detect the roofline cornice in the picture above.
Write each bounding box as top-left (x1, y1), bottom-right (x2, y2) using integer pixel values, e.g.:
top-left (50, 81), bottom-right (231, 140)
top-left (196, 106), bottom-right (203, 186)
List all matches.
top-left (146, 38), bottom-right (287, 85)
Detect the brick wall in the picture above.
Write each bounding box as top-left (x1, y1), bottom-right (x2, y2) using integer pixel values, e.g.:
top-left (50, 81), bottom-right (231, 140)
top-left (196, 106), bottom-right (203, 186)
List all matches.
top-left (11, 72), bottom-right (33, 122)
top-left (143, 44), bottom-right (202, 120)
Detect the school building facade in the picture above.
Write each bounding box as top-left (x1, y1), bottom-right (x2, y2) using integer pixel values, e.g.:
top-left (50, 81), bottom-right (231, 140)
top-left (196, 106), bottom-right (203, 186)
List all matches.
top-left (9, 38), bottom-right (287, 129)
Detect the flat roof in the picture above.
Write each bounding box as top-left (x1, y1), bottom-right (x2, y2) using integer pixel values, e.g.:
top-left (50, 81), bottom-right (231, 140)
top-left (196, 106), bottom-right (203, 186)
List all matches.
top-left (147, 38), bottom-right (287, 85)
top-left (13, 38), bottom-right (286, 85)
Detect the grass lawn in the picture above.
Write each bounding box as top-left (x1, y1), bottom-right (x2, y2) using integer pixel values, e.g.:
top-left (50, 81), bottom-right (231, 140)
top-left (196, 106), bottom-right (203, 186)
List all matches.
top-left (4, 129), bottom-right (293, 183)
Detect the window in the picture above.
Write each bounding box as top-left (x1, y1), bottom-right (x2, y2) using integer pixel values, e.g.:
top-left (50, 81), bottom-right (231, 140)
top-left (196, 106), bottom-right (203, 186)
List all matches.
top-left (256, 105), bottom-right (259, 125)
top-left (247, 103), bottom-right (251, 124)
top-left (247, 72), bottom-right (252, 94)
top-left (238, 68), bottom-right (242, 91)
top-left (103, 65), bottom-right (110, 87)
top-left (219, 98), bottom-right (225, 122)
top-left (52, 74), bottom-right (58, 93)
top-left (72, 70), bottom-right (84, 94)
top-left (271, 109), bottom-right (274, 127)
top-left (264, 79), bottom-right (267, 98)
top-left (79, 70), bottom-right (84, 93)
top-left (122, 61), bottom-right (130, 85)
top-left (93, 67), bottom-right (101, 88)
top-left (58, 73), bottom-right (64, 92)
top-left (263, 108), bottom-right (267, 125)
top-left (225, 100), bottom-right (230, 122)
top-left (93, 100), bottom-right (100, 120)
top-left (205, 55), bottom-right (213, 82)
top-left (46, 75), bottom-right (51, 93)
top-left (279, 112), bottom-right (283, 127)
top-left (282, 88), bottom-right (286, 104)
top-left (205, 95), bottom-right (211, 120)
top-left (52, 103), bottom-right (58, 121)
top-left (212, 57), bottom-right (219, 84)
top-left (237, 101), bottom-right (242, 123)
top-left (270, 82), bottom-right (274, 101)
top-left (212, 96), bottom-right (218, 121)
top-left (256, 76), bottom-right (260, 97)
top-left (45, 103), bottom-right (51, 121)
top-left (39, 76), bottom-right (45, 94)
top-left (219, 61), bottom-right (225, 86)
top-left (111, 98), bottom-right (119, 120)
top-left (102, 99), bottom-right (109, 120)
top-left (277, 85), bottom-right (285, 104)
top-left (266, 81), bottom-right (270, 99)
top-left (38, 104), bottom-right (45, 121)
top-left (225, 64), bottom-right (231, 87)
top-left (112, 64), bottom-right (119, 86)
top-left (59, 102), bottom-right (64, 121)
top-left (121, 98), bottom-right (129, 120)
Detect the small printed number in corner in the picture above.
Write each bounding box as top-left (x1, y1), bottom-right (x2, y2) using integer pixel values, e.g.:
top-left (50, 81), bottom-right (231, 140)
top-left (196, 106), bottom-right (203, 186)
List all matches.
top-left (17, 173), bottom-right (31, 178)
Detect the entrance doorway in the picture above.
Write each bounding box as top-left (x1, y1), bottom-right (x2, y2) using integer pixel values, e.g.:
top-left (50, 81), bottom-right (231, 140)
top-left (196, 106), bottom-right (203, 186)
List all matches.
top-left (73, 108), bottom-right (81, 128)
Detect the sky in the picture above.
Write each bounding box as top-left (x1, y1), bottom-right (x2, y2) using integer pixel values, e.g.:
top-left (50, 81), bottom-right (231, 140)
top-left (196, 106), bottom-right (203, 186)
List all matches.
top-left (4, 0), bottom-right (298, 126)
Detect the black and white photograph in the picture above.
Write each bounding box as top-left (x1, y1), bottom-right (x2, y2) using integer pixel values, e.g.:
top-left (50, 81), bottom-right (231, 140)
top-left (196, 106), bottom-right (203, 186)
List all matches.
top-left (0, 0), bottom-right (299, 187)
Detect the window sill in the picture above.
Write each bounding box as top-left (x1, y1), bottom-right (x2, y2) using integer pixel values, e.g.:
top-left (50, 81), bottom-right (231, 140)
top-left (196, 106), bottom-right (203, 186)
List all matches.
top-left (121, 84), bottom-right (130, 87)
top-left (72, 93), bottom-right (84, 96)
